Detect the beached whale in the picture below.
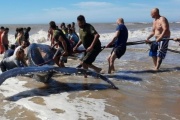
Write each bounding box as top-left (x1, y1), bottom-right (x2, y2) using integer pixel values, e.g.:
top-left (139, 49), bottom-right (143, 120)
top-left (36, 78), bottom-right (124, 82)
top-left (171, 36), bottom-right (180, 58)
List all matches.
top-left (0, 66), bottom-right (118, 89)
top-left (0, 43), bottom-right (118, 89)
top-left (26, 43), bottom-right (55, 82)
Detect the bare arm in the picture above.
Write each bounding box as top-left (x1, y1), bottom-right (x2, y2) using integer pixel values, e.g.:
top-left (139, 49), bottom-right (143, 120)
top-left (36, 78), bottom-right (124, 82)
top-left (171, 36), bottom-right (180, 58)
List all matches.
top-left (90, 33), bottom-right (100, 48)
top-left (21, 59), bottom-right (28, 67)
top-left (73, 40), bottom-right (82, 52)
top-left (51, 42), bottom-right (58, 49)
top-left (17, 33), bottom-right (23, 45)
top-left (86, 25), bottom-right (100, 52)
top-left (146, 22), bottom-right (155, 42)
top-left (59, 36), bottom-right (68, 56)
top-left (173, 38), bottom-right (180, 41)
top-left (106, 30), bottom-right (120, 47)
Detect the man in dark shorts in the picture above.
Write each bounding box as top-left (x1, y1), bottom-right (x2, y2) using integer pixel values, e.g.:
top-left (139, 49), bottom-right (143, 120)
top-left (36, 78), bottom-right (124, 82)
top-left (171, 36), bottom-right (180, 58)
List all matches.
top-left (49, 21), bottom-right (71, 67)
top-left (73, 15), bottom-right (102, 77)
top-left (106, 18), bottom-right (128, 74)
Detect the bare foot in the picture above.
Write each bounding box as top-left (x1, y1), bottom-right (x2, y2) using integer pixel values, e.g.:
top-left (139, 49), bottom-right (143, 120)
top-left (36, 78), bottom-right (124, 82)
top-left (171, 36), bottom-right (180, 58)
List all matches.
top-left (108, 69), bottom-right (111, 74)
top-left (84, 75), bottom-right (87, 78)
top-left (95, 68), bottom-right (102, 73)
top-left (153, 67), bottom-right (159, 71)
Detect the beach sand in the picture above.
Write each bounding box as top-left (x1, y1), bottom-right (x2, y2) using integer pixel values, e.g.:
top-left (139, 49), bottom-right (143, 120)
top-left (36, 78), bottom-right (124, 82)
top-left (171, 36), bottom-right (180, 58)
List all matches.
top-left (0, 47), bottom-right (179, 120)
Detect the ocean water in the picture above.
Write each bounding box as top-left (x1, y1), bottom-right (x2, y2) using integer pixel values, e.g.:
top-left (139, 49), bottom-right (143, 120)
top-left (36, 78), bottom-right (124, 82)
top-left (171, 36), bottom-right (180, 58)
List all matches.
top-left (0, 22), bottom-right (179, 120)
top-left (4, 22), bottom-right (180, 47)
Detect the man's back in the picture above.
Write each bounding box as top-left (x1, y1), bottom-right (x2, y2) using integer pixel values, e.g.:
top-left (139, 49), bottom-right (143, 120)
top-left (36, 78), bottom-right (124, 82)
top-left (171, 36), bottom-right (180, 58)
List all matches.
top-left (115, 24), bottom-right (128, 47)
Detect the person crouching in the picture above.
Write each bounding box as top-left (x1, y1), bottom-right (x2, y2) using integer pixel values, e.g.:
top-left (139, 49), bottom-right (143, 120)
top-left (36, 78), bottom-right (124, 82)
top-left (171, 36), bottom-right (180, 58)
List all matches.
top-left (0, 48), bottom-right (27, 72)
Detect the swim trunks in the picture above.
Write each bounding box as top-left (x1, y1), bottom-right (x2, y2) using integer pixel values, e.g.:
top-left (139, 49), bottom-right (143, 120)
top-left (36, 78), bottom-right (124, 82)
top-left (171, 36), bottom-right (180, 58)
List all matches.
top-left (53, 47), bottom-right (67, 63)
top-left (157, 38), bottom-right (169, 59)
top-left (148, 38), bottom-right (169, 59)
top-left (111, 46), bottom-right (126, 59)
top-left (149, 41), bottom-right (158, 57)
top-left (82, 48), bottom-right (101, 65)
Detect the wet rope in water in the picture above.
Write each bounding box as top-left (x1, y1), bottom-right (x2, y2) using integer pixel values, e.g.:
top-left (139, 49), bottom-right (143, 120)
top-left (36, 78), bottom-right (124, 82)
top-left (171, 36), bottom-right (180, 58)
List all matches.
top-left (37, 39), bottom-right (179, 66)
top-left (167, 48), bottom-right (180, 54)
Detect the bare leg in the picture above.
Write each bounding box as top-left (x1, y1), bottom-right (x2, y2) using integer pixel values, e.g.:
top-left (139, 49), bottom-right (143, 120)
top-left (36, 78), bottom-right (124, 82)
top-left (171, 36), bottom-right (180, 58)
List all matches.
top-left (152, 56), bottom-right (157, 67)
top-left (82, 62), bottom-right (88, 78)
top-left (108, 52), bottom-right (117, 74)
top-left (59, 61), bottom-right (65, 67)
top-left (89, 64), bottom-right (102, 73)
top-left (53, 57), bottom-right (60, 66)
top-left (155, 57), bottom-right (162, 71)
top-left (107, 55), bottom-right (111, 74)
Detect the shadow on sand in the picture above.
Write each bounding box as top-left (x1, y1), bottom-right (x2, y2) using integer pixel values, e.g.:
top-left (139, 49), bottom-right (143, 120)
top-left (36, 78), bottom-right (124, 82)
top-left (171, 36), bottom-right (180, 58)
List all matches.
top-left (5, 79), bottom-right (113, 101)
top-left (105, 67), bottom-right (180, 82)
top-left (118, 67), bottom-right (180, 74)
top-left (106, 74), bottom-right (142, 82)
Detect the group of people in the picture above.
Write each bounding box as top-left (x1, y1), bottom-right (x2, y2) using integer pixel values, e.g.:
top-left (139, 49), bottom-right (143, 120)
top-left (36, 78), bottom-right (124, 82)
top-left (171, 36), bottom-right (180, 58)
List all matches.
top-left (48, 15), bottom-right (128, 76)
top-left (0, 8), bottom-right (179, 76)
top-left (49, 8), bottom-right (179, 77)
top-left (0, 27), bottom-right (31, 72)
top-left (48, 22), bottom-right (79, 48)
top-left (15, 27), bottom-right (31, 46)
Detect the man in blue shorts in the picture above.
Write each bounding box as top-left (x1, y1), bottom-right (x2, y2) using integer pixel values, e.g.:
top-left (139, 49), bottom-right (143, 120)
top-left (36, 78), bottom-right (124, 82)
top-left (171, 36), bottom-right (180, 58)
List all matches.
top-left (106, 18), bottom-right (128, 74)
top-left (146, 8), bottom-right (170, 71)
top-left (148, 41), bottom-right (158, 66)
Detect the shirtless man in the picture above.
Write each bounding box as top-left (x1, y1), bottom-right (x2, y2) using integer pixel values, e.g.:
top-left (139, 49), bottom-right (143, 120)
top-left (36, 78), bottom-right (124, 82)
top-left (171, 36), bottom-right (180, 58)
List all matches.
top-left (0, 27), bottom-right (5, 54)
top-left (1, 28), bottom-right (9, 51)
top-left (146, 8), bottom-right (170, 71)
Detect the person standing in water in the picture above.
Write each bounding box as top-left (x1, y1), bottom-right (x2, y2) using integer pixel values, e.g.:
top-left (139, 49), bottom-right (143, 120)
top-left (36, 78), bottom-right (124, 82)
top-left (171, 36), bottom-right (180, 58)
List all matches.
top-left (73, 15), bottom-right (102, 77)
top-left (49, 21), bottom-right (71, 67)
top-left (0, 26), bottom-right (5, 54)
top-left (1, 28), bottom-right (9, 52)
top-left (106, 18), bottom-right (128, 74)
top-left (146, 8), bottom-right (170, 71)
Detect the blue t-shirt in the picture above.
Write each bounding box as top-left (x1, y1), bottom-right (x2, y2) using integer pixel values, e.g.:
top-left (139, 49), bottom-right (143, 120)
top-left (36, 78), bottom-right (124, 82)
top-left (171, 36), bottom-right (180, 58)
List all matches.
top-left (114, 24), bottom-right (128, 47)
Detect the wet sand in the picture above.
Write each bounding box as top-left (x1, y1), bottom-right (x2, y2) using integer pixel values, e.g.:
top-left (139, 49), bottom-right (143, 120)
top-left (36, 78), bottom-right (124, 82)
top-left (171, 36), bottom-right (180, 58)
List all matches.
top-left (0, 48), bottom-right (180, 120)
